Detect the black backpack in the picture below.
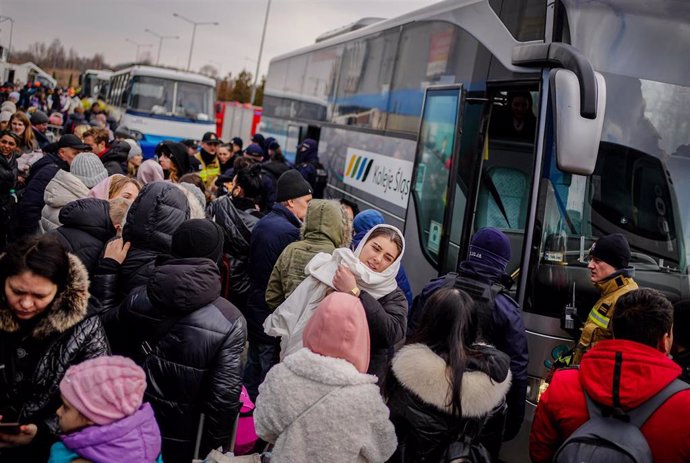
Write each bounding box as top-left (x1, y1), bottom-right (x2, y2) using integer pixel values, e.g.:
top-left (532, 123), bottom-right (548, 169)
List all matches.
top-left (555, 358), bottom-right (689, 463)
top-left (410, 272), bottom-right (509, 339)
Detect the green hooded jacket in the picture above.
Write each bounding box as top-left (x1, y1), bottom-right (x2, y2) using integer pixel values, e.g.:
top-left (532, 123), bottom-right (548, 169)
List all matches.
top-left (265, 199), bottom-right (351, 310)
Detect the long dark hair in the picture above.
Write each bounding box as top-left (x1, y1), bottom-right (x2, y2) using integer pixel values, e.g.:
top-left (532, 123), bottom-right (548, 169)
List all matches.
top-left (0, 235), bottom-right (70, 293)
top-left (408, 287), bottom-right (479, 416)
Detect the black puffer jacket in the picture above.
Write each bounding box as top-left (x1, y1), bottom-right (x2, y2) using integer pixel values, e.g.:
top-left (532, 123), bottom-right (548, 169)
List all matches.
top-left (209, 195), bottom-right (262, 308)
top-left (50, 198), bottom-right (115, 275)
top-left (119, 181), bottom-right (190, 297)
top-left (0, 152), bottom-right (17, 194)
top-left (361, 288), bottom-right (407, 382)
top-left (385, 343), bottom-right (511, 463)
top-left (0, 255), bottom-right (109, 461)
top-left (101, 141), bottom-right (130, 176)
top-left (114, 257), bottom-right (246, 463)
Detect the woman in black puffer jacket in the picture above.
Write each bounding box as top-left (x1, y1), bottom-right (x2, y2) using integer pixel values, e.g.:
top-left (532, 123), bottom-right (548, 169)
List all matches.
top-left (384, 287), bottom-right (511, 463)
top-left (110, 181), bottom-right (190, 299)
top-left (108, 219), bottom-right (247, 463)
top-left (0, 235), bottom-right (109, 461)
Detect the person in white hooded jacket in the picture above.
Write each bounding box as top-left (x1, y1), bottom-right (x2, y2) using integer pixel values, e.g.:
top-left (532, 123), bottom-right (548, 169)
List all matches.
top-left (255, 292), bottom-right (397, 463)
top-left (264, 224), bottom-right (408, 381)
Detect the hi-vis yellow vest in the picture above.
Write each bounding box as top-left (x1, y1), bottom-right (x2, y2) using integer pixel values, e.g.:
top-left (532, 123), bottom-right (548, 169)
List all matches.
top-left (195, 153), bottom-right (220, 189)
top-left (573, 274), bottom-right (638, 364)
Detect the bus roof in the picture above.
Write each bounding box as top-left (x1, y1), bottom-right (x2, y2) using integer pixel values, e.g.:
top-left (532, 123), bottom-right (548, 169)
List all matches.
top-left (111, 65), bottom-right (216, 87)
top-left (83, 69), bottom-right (114, 78)
top-left (268, 0), bottom-right (527, 73)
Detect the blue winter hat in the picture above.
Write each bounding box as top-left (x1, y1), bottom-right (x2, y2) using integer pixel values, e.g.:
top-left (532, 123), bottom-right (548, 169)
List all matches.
top-left (244, 143), bottom-right (265, 159)
top-left (353, 209), bottom-right (384, 235)
top-left (469, 227), bottom-right (511, 270)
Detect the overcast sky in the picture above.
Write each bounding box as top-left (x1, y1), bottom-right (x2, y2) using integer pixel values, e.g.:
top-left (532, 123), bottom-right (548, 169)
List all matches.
top-left (1, 0), bottom-right (439, 78)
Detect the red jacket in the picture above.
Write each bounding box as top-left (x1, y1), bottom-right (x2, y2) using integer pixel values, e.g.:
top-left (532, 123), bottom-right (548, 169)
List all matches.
top-left (530, 339), bottom-right (690, 463)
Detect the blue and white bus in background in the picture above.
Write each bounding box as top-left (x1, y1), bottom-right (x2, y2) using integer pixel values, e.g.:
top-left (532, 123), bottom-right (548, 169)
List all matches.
top-left (261, 0), bottom-right (690, 460)
top-left (105, 65), bottom-right (216, 157)
top-left (80, 69), bottom-right (113, 101)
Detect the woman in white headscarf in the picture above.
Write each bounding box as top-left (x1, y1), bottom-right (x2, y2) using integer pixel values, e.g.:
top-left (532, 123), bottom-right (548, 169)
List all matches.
top-left (265, 224), bottom-right (407, 382)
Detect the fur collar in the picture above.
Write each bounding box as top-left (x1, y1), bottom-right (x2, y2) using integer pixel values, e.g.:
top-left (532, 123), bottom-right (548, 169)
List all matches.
top-left (0, 254), bottom-right (90, 339)
top-left (391, 344), bottom-right (511, 417)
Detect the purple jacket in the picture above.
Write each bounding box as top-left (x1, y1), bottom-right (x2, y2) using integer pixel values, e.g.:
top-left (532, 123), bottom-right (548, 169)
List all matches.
top-left (62, 403), bottom-right (161, 463)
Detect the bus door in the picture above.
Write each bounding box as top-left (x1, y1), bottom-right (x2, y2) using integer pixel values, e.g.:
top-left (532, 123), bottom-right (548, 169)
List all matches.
top-left (404, 85), bottom-right (471, 289)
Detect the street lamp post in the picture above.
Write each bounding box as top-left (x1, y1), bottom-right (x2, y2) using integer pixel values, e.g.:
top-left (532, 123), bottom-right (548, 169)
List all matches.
top-left (125, 38), bottom-right (152, 62)
top-left (250, 0), bottom-right (272, 105)
top-left (0, 16), bottom-right (14, 61)
top-left (173, 13), bottom-right (219, 72)
top-left (145, 29), bottom-right (179, 66)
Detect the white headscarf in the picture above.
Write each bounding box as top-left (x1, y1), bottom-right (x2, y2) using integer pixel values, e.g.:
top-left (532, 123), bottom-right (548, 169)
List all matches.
top-left (265, 224), bottom-right (405, 359)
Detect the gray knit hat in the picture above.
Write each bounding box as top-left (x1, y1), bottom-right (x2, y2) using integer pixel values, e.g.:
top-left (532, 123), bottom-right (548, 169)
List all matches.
top-left (124, 138), bottom-right (143, 160)
top-left (71, 153), bottom-right (108, 188)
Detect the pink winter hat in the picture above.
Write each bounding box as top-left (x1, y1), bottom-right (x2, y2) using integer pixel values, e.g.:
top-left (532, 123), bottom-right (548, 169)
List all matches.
top-left (303, 292), bottom-right (371, 374)
top-left (59, 356), bottom-right (147, 425)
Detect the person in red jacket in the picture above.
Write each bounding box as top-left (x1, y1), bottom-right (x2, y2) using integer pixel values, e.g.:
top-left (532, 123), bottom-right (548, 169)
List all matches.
top-left (530, 288), bottom-right (690, 463)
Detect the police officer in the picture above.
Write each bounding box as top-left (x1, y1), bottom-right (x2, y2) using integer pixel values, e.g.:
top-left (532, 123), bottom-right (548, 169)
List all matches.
top-left (195, 132), bottom-right (221, 190)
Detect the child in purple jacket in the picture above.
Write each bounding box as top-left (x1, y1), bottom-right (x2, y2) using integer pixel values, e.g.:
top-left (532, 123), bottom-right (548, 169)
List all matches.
top-left (47, 356), bottom-right (163, 463)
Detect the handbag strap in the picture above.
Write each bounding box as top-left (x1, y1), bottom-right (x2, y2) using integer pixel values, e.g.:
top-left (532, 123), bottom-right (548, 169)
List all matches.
top-left (282, 386), bottom-right (344, 434)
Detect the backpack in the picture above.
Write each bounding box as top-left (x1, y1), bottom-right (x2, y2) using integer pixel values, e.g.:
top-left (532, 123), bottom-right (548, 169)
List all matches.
top-left (555, 364), bottom-right (689, 463)
top-left (409, 272), bottom-right (508, 338)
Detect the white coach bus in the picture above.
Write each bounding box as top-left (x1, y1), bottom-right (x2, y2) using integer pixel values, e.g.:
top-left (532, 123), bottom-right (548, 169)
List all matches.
top-left (260, 0), bottom-right (690, 460)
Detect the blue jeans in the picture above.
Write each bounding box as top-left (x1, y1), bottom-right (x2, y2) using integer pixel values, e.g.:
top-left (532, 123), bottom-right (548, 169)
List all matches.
top-left (243, 340), bottom-right (279, 401)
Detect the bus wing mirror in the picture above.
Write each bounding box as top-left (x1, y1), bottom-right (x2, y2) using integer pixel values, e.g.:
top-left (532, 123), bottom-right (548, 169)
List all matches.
top-left (550, 69), bottom-right (606, 175)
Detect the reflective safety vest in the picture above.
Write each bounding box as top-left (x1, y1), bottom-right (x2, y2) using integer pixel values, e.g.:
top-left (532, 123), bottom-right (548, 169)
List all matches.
top-left (195, 152), bottom-right (220, 190)
top-left (573, 273), bottom-right (638, 365)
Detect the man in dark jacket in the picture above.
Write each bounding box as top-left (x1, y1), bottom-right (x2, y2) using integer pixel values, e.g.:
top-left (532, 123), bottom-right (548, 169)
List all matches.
top-left (30, 111), bottom-right (51, 150)
top-left (107, 219), bottom-right (247, 463)
top-left (410, 227), bottom-right (528, 442)
top-left (83, 127), bottom-right (129, 175)
top-left (295, 138), bottom-right (325, 198)
top-left (530, 288), bottom-right (690, 463)
top-left (17, 134), bottom-right (90, 236)
top-left (209, 163), bottom-right (264, 311)
top-left (243, 169), bottom-right (313, 400)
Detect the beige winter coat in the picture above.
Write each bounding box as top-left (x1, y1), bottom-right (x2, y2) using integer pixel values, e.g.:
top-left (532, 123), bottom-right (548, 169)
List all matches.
top-left (40, 169), bottom-right (90, 232)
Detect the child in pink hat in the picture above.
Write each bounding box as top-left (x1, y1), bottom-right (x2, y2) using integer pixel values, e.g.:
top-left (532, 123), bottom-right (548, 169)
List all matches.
top-left (47, 356), bottom-right (163, 463)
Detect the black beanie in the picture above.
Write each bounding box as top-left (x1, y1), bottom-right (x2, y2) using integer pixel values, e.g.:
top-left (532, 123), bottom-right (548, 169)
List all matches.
top-left (276, 170), bottom-right (313, 202)
top-left (171, 219), bottom-right (224, 265)
top-left (589, 233), bottom-right (631, 269)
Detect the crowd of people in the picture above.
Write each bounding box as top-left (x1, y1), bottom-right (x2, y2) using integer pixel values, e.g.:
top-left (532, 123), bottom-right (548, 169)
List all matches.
top-left (1, 84), bottom-right (689, 463)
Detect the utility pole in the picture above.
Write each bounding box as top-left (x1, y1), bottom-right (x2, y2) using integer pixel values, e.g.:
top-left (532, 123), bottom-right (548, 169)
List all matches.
top-left (125, 38), bottom-right (152, 62)
top-left (173, 13), bottom-right (219, 71)
top-left (0, 16), bottom-right (14, 61)
top-left (250, 0), bottom-right (272, 105)
top-left (145, 29), bottom-right (179, 65)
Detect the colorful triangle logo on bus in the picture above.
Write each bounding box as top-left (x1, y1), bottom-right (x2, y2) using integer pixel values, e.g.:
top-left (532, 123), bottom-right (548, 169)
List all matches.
top-left (346, 154), bottom-right (374, 182)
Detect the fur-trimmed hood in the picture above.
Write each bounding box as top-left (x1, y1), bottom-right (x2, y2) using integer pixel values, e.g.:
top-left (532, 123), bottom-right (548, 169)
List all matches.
top-left (391, 343), bottom-right (511, 417)
top-left (0, 254), bottom-right (90, 339)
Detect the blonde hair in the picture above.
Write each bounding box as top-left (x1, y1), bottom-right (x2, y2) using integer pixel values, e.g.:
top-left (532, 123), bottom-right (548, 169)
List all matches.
top-left (73, 125), bottom-right (91, 139)
top-left (108, 174), bottom-right (141, 199)
top-left (108, 198), bottom-right (132, 229)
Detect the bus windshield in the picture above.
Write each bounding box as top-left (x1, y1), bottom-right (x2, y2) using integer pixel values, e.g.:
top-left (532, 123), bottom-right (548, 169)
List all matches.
top-left (525, 1), bottom-right (690, 318)
top-left (129, 76), bottom-right (213, 121)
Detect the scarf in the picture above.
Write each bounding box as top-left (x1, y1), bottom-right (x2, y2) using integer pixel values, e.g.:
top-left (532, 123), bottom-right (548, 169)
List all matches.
top-left (264, 224), bottom-right (404, 359)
